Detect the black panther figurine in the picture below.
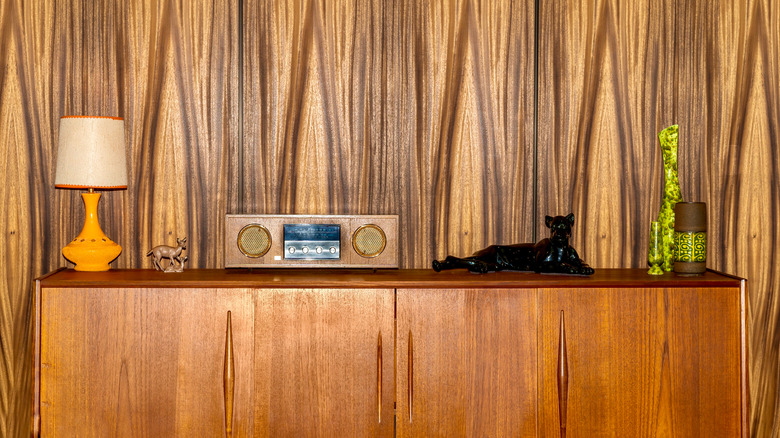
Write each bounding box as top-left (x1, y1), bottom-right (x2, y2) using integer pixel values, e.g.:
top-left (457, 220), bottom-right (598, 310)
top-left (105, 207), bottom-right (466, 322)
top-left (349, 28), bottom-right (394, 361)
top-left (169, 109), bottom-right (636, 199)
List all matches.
top-left (432, 213), bottom-right (595, 275)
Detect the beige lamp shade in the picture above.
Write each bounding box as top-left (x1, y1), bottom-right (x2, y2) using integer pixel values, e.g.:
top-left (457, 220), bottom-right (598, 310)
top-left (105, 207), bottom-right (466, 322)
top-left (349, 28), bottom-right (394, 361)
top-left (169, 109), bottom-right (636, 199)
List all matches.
top-left (55, 116), bottom-right (128, 189)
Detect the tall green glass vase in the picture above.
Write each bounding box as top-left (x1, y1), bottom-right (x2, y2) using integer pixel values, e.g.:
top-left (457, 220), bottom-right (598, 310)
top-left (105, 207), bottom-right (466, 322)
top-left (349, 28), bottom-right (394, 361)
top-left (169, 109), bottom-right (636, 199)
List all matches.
top-left (657, 125), bottom-right (683, 271)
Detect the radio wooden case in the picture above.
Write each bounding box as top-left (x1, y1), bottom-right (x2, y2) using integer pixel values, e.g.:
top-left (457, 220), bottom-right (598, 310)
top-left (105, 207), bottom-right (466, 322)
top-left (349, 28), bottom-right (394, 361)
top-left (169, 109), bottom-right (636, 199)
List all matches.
top-left (225, 214), bottom-right (399, 268)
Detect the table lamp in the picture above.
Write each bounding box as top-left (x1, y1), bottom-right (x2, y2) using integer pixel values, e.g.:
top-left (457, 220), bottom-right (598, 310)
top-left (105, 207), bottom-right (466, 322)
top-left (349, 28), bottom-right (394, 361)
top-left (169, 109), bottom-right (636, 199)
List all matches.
top-left (55, 116), bottom-right (128, 271)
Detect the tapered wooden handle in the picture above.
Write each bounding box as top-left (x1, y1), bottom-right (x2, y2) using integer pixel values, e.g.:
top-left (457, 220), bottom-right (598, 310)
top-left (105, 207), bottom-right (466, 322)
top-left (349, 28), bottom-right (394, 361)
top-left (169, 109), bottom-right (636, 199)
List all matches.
top-left (377, 331), bottom-right (383, 424)
top-left (224, 311), bottom-right (235, 438)
top-left (408, 330), bottom-right (414, 423)
top-left (558, 310), bottom-right (569, 438)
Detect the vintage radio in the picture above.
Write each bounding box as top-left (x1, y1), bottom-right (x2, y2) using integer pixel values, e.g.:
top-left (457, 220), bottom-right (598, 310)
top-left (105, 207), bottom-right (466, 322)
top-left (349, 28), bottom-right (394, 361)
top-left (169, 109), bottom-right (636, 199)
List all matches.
top-left (225, 214), bottom-right (399, 268)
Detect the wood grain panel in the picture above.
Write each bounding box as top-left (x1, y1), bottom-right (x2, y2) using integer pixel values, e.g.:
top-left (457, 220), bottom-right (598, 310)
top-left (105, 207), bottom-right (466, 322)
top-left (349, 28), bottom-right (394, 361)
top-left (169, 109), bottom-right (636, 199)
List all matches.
top-left (122, 0), bottom-right (240, 270)
top-left (539, 287), bottom-right (743, 437)
top-left (0, 1), bottom-right (42, 436)
top-left (396, 288), bottom-right (538, 437)
top-left (688, 1), bottom-right (780, 435)
top-left (539, 0), bottom-right (780, 435)
top-left (537, 0), bottom-right (682, 269)
top-left (0, 0), bottom-right (238, 436)
top-left (252, 288), bottom-right (395, 436)
top-left (1, 2), bottom-right (239, 433)
top-left (39, 287), bottom-right (254, 436)
top-left (242, 0), bottom-right (535, 269)
top-left (6, 0), bottom-right (239, 271)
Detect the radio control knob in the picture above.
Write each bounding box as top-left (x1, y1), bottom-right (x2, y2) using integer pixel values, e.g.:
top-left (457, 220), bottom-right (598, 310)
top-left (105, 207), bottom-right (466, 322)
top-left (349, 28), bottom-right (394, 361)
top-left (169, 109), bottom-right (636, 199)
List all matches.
top-left (330, 247), bottom-right (337, 254)
top-left (302, 246), bottom-right (309, 254)
top-left (288, 247), bottom-right (295, 254)
top-left (316, 247), bottom-right (323, 254)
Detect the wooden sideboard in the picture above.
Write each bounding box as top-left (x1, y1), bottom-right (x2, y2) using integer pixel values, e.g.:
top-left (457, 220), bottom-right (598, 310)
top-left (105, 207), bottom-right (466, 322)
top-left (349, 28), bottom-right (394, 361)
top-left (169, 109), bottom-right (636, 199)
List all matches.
top-left (34, 268), bottom-right (748, 436)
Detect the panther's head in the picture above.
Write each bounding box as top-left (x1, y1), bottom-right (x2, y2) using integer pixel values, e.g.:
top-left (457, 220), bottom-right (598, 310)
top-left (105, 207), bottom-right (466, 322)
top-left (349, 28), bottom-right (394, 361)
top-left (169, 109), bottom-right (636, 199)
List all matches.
top-left (545, 213), bottom-right (575, 246)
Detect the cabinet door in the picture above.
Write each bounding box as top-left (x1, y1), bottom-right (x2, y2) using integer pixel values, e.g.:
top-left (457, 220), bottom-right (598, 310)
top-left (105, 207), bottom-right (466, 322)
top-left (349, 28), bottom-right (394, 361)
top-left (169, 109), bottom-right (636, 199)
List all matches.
top-left (539, 287), bottom-right (743, 437)
top-left (40, 287), bottom-right (254, 436)
top-left (252, 288), bottom-right (395, 436)
top-left (396, 288), bottom-right (538, 437)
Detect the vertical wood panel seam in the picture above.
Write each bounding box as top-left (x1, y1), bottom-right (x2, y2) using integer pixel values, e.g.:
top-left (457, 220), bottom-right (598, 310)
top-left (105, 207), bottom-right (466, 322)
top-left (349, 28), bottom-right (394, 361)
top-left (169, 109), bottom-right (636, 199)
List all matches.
top-left (533, 0), bottom-right (542, 428)
top-left (532, 0), bottom-right (540, 242)
top-left (238, 0), bottom-right (244, 213)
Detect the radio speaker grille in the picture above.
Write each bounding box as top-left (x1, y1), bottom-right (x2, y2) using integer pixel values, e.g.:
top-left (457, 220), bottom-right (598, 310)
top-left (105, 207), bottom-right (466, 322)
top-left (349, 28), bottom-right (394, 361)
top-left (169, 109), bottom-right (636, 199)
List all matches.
top-left (352, 224), bottom-right (386, 258)
top-left (238, 224), bottom-right (271, 257)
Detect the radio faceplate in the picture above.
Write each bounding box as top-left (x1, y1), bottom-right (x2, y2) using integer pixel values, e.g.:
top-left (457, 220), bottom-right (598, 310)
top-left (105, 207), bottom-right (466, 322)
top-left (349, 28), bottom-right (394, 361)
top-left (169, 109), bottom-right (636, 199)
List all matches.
top-left (283, 224), bottom-right (340, 259)
top-left (225, 214), bottom-right (399, 268)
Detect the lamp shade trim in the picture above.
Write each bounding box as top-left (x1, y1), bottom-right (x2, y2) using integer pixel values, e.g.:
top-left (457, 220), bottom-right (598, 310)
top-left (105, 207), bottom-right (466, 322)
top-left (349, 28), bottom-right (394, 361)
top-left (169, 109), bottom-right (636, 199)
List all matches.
top-left (54, 184), bottom-right (128, 190)
top-left (61, 115), bottom-right (123, 120)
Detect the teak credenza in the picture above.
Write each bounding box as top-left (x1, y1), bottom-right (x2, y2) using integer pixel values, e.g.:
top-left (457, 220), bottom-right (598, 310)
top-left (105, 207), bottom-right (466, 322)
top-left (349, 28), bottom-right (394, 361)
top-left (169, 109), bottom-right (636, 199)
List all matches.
top-left (34, 268), bottom-right (748, 437)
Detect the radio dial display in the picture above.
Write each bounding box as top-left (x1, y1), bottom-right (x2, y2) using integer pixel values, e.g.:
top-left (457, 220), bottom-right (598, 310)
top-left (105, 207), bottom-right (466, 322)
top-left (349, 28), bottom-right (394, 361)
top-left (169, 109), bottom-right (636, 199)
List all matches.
top-left (283, 224), bottom-right (340, 260)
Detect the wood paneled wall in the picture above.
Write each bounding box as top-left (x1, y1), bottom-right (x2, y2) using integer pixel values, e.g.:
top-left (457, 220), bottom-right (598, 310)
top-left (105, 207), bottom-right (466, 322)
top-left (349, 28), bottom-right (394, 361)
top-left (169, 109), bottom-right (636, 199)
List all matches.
top-left (242, 0), bottom-right (535, 265)
top-left (0, 0), bottom-right (777, 436)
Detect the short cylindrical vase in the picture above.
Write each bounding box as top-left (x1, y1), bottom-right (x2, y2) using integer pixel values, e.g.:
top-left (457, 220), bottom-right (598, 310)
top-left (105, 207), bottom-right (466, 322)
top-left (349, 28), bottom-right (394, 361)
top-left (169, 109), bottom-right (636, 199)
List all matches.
top-left (674, 202), bottom-right (707, 275)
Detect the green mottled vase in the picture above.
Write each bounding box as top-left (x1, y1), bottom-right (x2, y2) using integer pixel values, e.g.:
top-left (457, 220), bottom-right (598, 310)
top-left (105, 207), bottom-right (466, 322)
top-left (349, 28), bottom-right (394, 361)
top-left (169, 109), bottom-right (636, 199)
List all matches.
top-left (656, 125), bottom-right (683, 271)
top-left (647, 221), bottom-right (664, 275)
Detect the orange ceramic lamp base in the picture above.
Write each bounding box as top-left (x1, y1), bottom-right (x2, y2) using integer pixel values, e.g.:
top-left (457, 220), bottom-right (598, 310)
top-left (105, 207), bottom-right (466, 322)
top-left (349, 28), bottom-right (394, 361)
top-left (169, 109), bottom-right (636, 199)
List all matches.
top-left (62, 192), bottom-right (122, 271)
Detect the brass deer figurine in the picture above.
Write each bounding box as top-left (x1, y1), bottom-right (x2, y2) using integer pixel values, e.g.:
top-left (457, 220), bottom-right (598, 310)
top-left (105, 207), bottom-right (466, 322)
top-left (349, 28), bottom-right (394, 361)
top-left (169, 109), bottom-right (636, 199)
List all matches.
top-left (147, 237), bottom-right (187, 272)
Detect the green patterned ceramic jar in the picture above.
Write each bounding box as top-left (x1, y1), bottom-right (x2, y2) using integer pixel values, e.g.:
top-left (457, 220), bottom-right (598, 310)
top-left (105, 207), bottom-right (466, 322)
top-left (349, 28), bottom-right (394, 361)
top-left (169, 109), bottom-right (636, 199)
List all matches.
top-left (674, 202), bottom-right (707, 274)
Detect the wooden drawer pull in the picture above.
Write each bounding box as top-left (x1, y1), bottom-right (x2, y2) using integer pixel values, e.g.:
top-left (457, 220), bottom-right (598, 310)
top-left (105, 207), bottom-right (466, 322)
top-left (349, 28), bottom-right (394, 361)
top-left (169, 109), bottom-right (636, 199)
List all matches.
top-left (224, 311), bottom-right (235, 438)
top-left (377, 331), bottom-right (382, 424)
top-left (408, 330), bottom-right (414, 423)
top-left (558, 310), bottom-right (569, 438)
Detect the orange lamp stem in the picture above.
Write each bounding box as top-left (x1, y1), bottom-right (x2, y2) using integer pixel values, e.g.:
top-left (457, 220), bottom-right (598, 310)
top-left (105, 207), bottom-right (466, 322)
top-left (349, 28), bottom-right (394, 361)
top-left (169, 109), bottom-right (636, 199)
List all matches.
top-left (61, 192), bottom-right (122, 271)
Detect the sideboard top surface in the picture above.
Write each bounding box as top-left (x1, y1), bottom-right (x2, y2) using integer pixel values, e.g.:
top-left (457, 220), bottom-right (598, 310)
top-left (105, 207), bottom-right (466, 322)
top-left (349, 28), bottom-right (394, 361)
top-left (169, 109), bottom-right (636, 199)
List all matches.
top-left (37, 268), bottom-right (744, 289)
